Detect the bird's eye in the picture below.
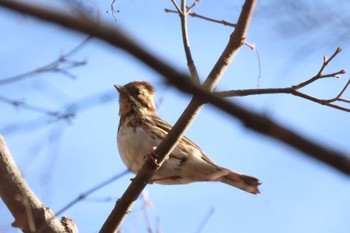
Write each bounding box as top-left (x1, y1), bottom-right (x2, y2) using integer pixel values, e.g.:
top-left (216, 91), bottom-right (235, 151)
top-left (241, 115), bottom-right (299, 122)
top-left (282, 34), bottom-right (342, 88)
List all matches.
top-left (130, 87), bottom-right (141, 96)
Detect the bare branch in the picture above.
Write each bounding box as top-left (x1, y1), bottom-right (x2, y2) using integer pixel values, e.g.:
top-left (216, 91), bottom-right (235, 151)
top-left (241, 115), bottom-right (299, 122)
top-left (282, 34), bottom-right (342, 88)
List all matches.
top-left (318, 47), bottom-right (342, 76)
top-left (165, 9), bottom-right (237, 27)
top-left (0, 36), bottom-right (90, 86)
top-left (215, 48), bottom-right (349, 112)
top-left (0, 135), bottom-right (78, 233)
top-left (0, 95), bottom-right (61, 116)
top-left (295, 47), bottom-right (344, 89)
top-left (215, 84), bottom-right (350, 113)
top-left (1, 90), bottom-right (115, 135)
top-left (170, 0), bottom-right (182, 14)
top-left (178, 0), bottom-right (201, 84)
top-left (186, 0), bottom-right (201, 12)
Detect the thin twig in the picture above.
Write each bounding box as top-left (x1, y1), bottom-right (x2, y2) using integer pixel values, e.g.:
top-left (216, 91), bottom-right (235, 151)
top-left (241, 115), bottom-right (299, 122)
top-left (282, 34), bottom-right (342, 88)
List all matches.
top-left (295, 47), bottom-right (344, 89)
top-left (215, 47), bottom-right (349, 112)
top-left (108, 0), bottom-right (120, 22)
top-left (0, 36), bottom-right (90, 86)
top-left (165, 9), bottom-right (237, 27)
top-left (317, 47), bottom-right (342, 76)
top-left (186, 0), bottom-right (201, 13)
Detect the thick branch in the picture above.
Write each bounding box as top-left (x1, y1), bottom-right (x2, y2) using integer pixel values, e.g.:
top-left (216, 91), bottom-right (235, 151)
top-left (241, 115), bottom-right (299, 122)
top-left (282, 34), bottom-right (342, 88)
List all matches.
top-left (0, 135), bottom-right (77, 233)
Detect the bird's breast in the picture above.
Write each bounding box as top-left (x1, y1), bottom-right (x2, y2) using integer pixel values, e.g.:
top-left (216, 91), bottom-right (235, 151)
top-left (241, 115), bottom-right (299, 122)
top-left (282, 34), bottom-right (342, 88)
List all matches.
top-left (117, 121), bottom-right (162, 173)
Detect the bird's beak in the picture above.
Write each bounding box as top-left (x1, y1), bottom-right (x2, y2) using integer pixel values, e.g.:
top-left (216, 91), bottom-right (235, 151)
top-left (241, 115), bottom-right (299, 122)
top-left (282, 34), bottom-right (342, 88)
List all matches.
top-left (114, 85), bottom-right (124, 94)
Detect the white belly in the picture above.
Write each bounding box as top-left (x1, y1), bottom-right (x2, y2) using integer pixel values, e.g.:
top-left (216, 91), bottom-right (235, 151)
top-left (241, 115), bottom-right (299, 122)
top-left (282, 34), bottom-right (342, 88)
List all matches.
top-left (117, 123), bottom-right (161, 173)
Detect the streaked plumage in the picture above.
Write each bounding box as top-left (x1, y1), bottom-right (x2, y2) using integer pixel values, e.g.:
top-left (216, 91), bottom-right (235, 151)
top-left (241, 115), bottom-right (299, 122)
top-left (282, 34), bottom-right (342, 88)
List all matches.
top-left (116, 81), bottom-right (261, 194)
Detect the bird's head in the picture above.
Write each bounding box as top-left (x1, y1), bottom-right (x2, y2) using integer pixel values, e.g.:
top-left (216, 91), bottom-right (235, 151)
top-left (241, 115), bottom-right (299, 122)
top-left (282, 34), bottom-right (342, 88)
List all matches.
top-left (115, 81), bottom-right (157, 116)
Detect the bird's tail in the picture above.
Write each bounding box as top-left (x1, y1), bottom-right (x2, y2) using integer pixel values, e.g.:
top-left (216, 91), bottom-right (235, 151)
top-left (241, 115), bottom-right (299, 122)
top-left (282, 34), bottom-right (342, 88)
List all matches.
top-left (209, 168), bottom-right (261, 194)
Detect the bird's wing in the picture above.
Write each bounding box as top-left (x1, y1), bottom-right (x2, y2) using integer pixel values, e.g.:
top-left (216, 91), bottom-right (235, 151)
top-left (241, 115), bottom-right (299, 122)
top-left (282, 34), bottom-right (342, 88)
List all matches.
top-left (152, 116), bottom-right (218, 166)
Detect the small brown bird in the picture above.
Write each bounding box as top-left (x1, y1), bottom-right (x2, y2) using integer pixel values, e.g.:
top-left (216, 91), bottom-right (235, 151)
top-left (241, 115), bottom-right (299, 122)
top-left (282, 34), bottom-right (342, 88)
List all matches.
top-left (116, 81), bottom-right (261, 194)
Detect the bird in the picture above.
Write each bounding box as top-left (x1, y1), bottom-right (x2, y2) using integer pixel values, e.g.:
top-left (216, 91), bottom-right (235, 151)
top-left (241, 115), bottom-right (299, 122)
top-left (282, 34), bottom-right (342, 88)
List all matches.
top-left (115, 81), bottom-right (261, 194)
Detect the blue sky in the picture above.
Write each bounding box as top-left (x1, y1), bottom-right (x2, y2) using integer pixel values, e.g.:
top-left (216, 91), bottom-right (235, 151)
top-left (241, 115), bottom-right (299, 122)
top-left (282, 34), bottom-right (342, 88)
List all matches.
top-left (1, 1), bottom-right (350, 232)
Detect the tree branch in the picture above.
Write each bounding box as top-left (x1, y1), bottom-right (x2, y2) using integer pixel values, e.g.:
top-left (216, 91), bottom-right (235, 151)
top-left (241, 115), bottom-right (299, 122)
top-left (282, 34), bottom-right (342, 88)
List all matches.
top-left (215, 47), bottom-right (349, 112)
top-left (0, 135), bottom-right (78, 233)
top-left (294, 47), bottom-right (344, 89)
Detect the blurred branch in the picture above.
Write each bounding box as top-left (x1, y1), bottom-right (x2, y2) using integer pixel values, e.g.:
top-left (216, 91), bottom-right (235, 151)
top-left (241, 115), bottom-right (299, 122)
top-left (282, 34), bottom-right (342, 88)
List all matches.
top-left (165, 8), bottom-right (237, 27)
top-left (215, 47), bottom-right (350, 112)
top-left (0, 95), bottom-right (72, 117)
top-left (56, 169), bottom-right (129, 216)
top-left (140, 191), bottom-right (154, 233)
top-left (0, 135), bottom-right (78, 233)
top-left (194, 207), bottom-right (215, 233)
top-left (0, 36), bottom-right (90, 86)
top-left (1, 90), bottom-right (115, 134)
